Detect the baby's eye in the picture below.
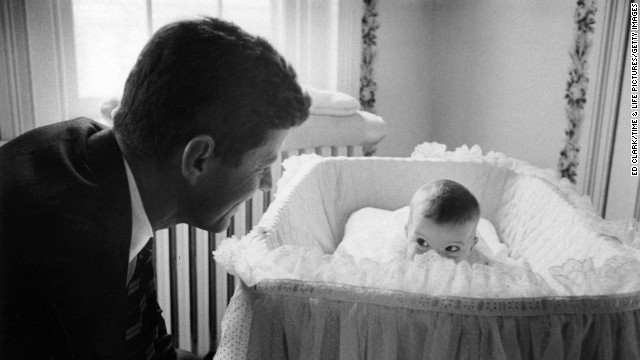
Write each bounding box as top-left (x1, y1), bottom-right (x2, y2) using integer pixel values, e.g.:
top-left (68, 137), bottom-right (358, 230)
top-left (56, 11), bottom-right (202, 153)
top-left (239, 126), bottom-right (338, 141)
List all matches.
top-left (445, 245), bottom-right (460, 252)
top-left (417, 238), bottom-right (429, 248)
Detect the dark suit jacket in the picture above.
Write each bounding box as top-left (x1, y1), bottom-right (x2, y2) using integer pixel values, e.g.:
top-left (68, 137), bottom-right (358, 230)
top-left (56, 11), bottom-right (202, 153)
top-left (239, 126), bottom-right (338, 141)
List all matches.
top-left (0, 118), bottom-right (174, 359)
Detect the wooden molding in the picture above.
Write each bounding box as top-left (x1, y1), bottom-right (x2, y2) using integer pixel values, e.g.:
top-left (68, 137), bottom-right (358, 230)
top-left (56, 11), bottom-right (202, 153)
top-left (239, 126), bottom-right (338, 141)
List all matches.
top-left (582, 0), bottom-right (629, 216)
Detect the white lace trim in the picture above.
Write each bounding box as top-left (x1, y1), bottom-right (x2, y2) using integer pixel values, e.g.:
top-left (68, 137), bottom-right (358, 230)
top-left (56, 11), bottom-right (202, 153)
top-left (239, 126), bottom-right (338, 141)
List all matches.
top-left (214, 232), bottom-right (555, 299)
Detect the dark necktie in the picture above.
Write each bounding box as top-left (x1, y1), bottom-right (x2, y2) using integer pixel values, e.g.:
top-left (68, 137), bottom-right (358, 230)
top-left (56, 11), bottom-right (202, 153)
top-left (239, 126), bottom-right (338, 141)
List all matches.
top-left (125, 238), bottom-right (180, 360)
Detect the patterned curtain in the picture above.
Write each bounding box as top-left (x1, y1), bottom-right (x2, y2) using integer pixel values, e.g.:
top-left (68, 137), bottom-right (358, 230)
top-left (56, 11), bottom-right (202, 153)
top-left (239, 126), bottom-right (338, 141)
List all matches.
top-left (558, 0), bottom-right (598, 183)
top-left (360, 0), bottom-right (379, 114)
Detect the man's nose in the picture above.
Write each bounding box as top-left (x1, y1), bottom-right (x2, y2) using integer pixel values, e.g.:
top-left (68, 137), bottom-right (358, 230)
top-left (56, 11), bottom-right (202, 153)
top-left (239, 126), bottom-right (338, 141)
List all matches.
top-left (259, 168), bottom-right (273, 192)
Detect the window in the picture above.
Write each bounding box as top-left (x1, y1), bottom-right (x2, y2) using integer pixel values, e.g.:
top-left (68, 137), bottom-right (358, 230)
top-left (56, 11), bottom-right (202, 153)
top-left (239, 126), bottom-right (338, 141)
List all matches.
top-left (19, 0), bottom-right (360, 129)
top-left (71, 0), bottom-right (273, 100)
top-left (69, 0), bottom-right (273, 123)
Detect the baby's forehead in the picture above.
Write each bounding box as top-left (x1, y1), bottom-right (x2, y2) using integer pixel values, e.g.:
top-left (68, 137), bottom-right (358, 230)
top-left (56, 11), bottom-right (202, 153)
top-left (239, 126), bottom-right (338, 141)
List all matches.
top-left (409, 195), bottom-right (480, 226)
top-left (410, 217), bottom-right (478, 247)
top-left (413, 215), bottom-right (479, 229)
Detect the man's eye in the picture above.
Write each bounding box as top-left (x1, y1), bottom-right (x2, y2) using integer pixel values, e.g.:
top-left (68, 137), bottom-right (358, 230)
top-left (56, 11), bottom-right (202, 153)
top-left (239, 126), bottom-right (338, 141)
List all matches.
top-left (417, 238), bottom-right (429, 247)
top-left (257, 166), bottom-right (270, 175)
top-left (446, 245), bottom-right (460, 252)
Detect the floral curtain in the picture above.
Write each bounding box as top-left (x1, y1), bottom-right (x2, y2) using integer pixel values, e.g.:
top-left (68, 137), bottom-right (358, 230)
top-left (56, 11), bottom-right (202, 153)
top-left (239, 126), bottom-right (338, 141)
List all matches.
top-left (558, 0), bottom-right (598, 183)
top-left (360, 0), bottom-right (379, 114)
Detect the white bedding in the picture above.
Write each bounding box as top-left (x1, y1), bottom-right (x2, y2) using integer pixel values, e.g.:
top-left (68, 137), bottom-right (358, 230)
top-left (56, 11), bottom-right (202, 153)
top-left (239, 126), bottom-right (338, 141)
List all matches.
top-left (335, 206), bottom-right (519, 267)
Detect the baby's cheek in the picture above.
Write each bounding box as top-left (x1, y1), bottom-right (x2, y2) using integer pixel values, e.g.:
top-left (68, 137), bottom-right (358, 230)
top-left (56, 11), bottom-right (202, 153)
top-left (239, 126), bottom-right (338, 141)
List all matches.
top-left (458, 248), bottom-right (472, 262)
top-left (406, 244), bottom-right (419, 260)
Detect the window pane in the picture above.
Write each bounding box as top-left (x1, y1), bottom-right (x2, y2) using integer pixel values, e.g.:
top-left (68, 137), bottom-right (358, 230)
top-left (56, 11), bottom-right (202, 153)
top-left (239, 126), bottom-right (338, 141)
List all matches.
top-left (72, 0), bottom-right (148, 99)
top-left (222, 0), bottom-right (272, 41)
top-left (71, 0), bottom-right (272, 101)
top-left (151, 0), bottom-right (219, 32)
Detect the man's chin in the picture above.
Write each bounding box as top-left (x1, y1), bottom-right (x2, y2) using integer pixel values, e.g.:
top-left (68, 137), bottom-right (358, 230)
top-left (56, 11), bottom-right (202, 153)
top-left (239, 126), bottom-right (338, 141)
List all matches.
top-left (202, 216), bottom-right (232, 234)
top-left (192, 203), bottom-right (244, 233)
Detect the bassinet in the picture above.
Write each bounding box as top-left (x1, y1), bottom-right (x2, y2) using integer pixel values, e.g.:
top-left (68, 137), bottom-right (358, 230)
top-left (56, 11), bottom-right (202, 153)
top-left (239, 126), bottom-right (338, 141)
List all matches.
top-left (213, 143), bottom-right (640, 360)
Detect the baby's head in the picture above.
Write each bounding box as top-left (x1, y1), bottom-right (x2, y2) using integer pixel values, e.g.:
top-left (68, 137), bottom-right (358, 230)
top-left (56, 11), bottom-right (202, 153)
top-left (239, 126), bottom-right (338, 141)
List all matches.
top-left (405, 179), bottom-right (480, 262)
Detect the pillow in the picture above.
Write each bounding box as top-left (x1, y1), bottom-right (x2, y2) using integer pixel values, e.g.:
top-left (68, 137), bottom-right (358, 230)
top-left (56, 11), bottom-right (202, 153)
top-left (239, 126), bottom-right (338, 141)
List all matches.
top-left (303, 85), bottom-right (360, 116)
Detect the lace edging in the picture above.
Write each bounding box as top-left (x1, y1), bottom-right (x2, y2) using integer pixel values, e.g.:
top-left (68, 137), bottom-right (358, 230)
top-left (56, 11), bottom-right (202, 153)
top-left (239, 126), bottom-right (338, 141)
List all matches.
top-left (214, 231), bottom-right (556, 299)
top-left (250, 279), bottom-right (640, 316)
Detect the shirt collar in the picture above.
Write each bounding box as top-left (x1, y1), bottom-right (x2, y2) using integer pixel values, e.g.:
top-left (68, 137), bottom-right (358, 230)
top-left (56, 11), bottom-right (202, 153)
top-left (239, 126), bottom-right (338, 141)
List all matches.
top-left (122, 157), bottom-right (153, 262)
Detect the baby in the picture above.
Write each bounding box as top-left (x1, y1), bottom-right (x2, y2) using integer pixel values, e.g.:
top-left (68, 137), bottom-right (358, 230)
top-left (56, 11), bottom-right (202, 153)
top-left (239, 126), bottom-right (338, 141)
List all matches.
top-left (405, 179), bottom-right (488, 264)
top-left (336, 179), bottom-right (494, 265)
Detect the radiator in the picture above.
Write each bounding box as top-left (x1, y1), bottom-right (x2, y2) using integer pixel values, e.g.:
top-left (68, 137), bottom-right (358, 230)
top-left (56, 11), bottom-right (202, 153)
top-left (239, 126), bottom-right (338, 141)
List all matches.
top-left (153, 145), bottom-right (369, 355)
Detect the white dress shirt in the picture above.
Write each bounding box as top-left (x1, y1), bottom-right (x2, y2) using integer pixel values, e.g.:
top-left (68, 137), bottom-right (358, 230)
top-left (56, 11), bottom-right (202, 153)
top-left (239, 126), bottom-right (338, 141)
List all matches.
top-left (123, 158), bottom-right (154, 284)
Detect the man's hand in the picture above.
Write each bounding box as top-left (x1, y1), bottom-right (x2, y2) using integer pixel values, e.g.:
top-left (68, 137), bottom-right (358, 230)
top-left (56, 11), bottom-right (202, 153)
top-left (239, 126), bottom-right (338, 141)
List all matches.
top-left (176, 348), bottom-right (199, 360)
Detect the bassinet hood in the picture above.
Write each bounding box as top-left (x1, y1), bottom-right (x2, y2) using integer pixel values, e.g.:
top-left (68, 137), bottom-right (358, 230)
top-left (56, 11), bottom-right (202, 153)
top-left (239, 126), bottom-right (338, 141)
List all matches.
top-left (214, 143), bottom-right (640, 298)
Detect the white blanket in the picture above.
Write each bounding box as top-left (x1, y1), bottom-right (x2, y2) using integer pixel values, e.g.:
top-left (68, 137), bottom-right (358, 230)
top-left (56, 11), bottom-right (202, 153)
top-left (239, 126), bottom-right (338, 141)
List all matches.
top-left (335, 207), bottom-right (519, 266)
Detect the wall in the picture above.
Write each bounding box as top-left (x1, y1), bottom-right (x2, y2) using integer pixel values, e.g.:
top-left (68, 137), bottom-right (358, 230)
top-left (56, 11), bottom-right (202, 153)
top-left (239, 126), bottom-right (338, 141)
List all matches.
top-left (374, 0), bottom-right (577, 172)
top-left (374, 0), bottom-right (432, 157)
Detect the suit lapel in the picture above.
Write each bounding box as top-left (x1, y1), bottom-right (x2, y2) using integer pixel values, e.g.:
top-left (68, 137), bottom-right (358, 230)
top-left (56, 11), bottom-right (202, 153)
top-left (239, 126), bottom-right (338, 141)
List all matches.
top-left (86, 127), bottom-right (133, 357)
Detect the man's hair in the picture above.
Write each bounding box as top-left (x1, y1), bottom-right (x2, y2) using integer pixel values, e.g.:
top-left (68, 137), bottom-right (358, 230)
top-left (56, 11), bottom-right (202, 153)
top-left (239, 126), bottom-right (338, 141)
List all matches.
top-left (113, 17), bottom-right (311, 166)
top-left (410, 179), bottom-right (480, 225)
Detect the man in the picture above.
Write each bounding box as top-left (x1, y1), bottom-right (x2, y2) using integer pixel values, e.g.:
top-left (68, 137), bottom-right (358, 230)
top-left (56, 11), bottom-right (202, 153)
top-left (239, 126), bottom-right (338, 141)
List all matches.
top-left (0, 17), bottom-right (310, 359)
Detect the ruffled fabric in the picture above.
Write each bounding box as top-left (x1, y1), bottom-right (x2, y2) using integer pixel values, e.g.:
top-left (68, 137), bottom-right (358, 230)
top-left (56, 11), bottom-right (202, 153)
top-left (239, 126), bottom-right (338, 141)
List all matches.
top-left (549, 256), bottom-right (640, 296)
top-left (244, 280), bottom-right (640, 360)
top-left (215, 231), bottom-right (554, 298)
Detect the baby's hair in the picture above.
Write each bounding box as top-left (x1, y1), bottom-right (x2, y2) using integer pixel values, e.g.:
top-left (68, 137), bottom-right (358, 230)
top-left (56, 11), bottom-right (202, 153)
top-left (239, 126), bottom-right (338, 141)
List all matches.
top-left (410, 179), bottom-right (480, 225)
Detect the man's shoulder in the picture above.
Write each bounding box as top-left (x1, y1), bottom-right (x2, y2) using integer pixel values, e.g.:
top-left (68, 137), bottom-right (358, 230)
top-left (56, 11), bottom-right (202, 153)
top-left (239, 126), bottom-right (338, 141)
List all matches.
top-left (0, 118), bottom-right (115, 194)
top-left (1, 118), bottom-right (106, 156)
top-left (0, 117), bottom-right (131, 267)
top-left (3, 117), bottom-right (113, 163)
top-left (0, 118), bottom-right (126, 238)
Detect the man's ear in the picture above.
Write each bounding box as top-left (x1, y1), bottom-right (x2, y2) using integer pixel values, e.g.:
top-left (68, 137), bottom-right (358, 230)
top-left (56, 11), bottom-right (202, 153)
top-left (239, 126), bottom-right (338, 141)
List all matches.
top-left (181, 135), bottom-right (215, 186)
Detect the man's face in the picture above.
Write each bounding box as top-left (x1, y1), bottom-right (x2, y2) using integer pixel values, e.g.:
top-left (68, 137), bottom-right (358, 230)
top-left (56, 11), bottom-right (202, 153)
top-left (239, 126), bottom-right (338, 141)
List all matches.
top-left (183, 129), bottom-right (288, 233)
top-left (405, 207), bottom-right (478, 262)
